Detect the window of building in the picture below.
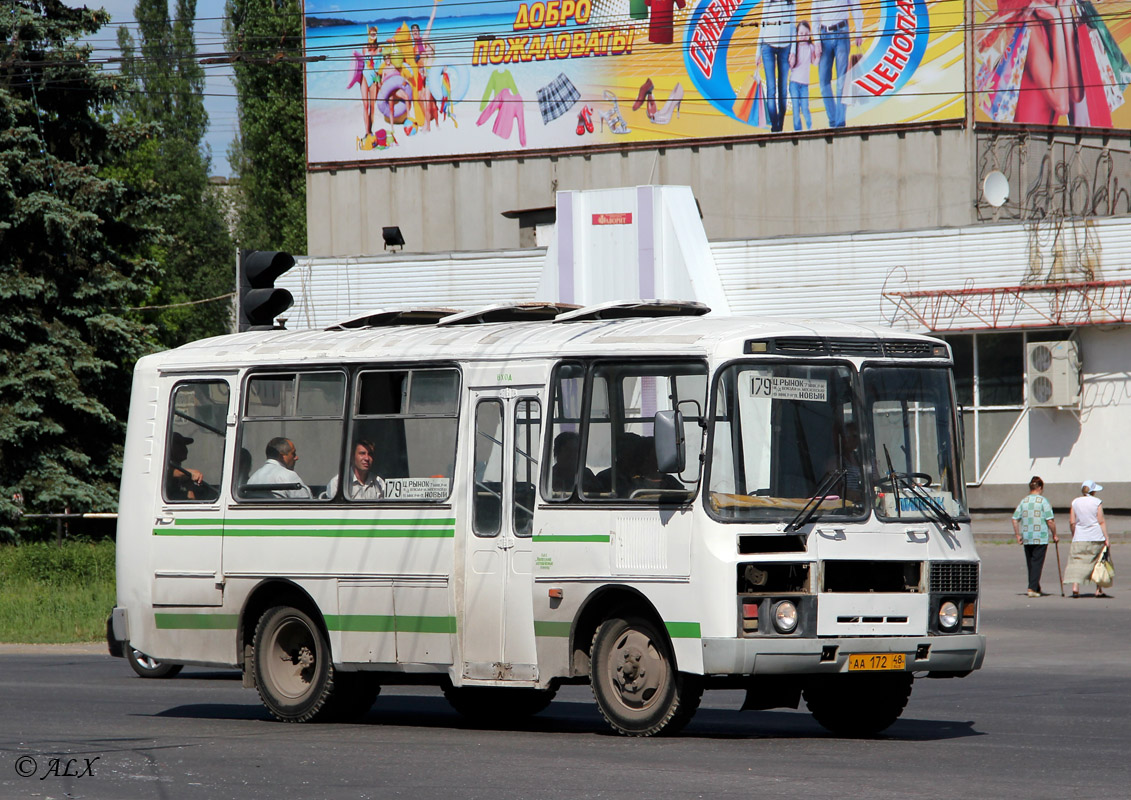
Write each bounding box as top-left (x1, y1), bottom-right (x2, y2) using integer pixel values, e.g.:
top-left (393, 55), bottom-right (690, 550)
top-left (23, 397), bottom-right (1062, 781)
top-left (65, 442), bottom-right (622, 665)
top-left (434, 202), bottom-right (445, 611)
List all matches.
top-left (941, 330), bottom-right (1071, 483)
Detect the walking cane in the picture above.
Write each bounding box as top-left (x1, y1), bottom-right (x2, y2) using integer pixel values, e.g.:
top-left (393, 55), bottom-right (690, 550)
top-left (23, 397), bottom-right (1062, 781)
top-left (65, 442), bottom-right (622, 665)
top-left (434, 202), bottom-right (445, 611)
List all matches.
top-left (1054, 539), bottom-right (1065, 597)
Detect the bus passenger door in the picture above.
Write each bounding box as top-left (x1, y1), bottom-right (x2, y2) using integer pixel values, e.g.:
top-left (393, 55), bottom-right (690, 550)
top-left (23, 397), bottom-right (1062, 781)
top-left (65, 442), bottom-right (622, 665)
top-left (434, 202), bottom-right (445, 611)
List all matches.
top-left (461, 391), bottom-right (542, 682)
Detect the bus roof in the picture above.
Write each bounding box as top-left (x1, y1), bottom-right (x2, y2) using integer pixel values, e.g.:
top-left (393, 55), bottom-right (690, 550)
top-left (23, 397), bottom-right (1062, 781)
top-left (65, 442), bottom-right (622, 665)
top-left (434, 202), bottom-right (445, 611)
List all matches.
top-left (146, 314), bottom-right (945, 372)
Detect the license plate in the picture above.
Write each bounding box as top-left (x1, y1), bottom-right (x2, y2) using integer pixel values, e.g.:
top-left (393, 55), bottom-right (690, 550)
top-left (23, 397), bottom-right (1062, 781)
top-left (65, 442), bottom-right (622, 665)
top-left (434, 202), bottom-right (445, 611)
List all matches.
top-left (847, 653), bottom-right (906, 671)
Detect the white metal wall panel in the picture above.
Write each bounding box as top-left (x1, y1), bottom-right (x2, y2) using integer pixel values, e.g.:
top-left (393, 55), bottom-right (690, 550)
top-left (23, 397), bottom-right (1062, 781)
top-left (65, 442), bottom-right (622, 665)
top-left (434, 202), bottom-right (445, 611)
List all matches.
top-left (282, 217), bottom-right (1131, 333)
top-left (278, 251), bottom-right (545, 330)
top-left (713, 219), bottom-right (1131, 331)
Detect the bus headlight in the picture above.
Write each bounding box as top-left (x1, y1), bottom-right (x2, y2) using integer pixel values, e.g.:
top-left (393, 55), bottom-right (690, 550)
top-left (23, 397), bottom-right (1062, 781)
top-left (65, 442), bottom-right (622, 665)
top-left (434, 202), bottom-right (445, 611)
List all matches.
top-left (938, 600), bottom-right (960, 631)
top-left (772, 600), bottom-right (799, 634)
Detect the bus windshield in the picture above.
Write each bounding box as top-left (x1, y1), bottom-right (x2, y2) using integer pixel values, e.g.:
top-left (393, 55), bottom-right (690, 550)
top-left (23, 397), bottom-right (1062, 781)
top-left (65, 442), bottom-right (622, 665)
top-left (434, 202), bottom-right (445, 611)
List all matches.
top-left (707, 362), bottom-right (967, 524)
top-left (708, 363), bottom-right (865, 522)
top-left (864, 366), bottom-right (967, 523)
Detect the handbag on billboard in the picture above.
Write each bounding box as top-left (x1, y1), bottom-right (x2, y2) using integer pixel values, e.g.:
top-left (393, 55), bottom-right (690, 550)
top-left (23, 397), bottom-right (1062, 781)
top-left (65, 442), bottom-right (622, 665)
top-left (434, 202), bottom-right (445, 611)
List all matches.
top-left (733, 74), bottom-right (758, 122)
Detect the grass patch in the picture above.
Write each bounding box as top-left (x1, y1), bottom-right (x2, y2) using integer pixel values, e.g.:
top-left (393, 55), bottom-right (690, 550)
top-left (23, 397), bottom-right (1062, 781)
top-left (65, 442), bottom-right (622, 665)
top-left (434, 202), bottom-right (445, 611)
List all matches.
top-left (0, 540), bottom-right (115, 643)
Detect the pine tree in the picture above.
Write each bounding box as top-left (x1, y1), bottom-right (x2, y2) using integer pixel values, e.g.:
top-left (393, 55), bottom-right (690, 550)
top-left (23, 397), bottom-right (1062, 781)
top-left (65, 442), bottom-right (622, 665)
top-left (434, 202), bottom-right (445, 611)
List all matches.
top-left (225, 0), bottom-right (307, 254)
top-left (114, 0), bottom-right (236, 347)
top-left (0, 0), bottom-right (165, 529)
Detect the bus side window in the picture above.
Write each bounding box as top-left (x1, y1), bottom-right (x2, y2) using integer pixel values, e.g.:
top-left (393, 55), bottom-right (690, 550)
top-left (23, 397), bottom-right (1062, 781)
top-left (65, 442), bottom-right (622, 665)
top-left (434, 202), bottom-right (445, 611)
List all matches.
top-left (236, 372), bottom-right (345, 501)
top-left (349, 368), bottom-right (460, 502)
top-left (473, 400), bottom-right (503, 536)
top-left (513, 398), bottom-right (541, 536)
top-left (545, 361), bottom-right (586, 501)
top-left (163, 381), bottom-right (229, 503)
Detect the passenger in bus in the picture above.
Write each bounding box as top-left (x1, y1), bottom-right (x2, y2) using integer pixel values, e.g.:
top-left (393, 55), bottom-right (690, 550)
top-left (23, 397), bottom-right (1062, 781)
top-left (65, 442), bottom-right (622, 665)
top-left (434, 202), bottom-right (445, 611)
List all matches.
top-left (551, 431), bottom-right (595, 496)
top-left (246, 437), bottom-right (313, 499)
top-left (324, 439), bottom-right (386, 500)
top-left (629, 436), bottom-right (684, 494)
top-left (166, 432), bottom-right (206, 500)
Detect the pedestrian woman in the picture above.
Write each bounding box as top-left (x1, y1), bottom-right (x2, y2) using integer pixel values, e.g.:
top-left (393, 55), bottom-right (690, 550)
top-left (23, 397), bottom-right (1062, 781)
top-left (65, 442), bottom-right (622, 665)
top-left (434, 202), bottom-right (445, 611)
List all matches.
top-left (1012, 475), bottom-right (1058, 597)
top-left (1064, 479), bottom-right (1111, 598)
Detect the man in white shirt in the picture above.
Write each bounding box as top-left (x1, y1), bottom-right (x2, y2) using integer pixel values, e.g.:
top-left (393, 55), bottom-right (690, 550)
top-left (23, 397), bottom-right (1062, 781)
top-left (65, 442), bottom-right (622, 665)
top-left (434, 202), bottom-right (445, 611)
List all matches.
top-left (811, 0), bottom-right (863, 128)
top-left (246, 437), bottom-right (313, 499)
top-left (325, 440), bottom-right (386, 500)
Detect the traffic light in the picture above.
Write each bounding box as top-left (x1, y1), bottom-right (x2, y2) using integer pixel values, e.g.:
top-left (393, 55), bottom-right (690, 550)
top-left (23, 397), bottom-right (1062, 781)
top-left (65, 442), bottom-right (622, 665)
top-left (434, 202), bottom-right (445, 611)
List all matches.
top-left (238, 250), bottom-right (295, 332)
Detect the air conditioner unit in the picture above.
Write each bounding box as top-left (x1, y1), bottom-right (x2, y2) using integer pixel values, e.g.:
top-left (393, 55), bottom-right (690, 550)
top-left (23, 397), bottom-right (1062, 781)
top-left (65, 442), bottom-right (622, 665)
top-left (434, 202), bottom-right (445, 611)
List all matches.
top-left (1026, 340), bottom-right (1080, 407)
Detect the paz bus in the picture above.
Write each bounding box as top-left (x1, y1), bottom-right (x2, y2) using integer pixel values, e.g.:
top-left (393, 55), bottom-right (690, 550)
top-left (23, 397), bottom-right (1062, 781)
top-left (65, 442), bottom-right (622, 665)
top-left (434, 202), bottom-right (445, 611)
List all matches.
top-left (108, 300), bottom-right (985, 736)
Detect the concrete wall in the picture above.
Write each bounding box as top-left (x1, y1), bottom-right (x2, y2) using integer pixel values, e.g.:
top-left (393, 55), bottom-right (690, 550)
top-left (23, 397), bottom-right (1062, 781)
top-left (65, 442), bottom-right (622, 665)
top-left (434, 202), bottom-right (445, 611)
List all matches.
top-left (307, 127), bottom-right (976, 255)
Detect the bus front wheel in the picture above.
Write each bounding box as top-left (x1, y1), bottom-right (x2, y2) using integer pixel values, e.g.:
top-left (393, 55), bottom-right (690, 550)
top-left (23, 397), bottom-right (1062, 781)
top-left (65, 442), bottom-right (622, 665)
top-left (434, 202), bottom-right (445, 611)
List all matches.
top-left (803, 673), bottom-right (913, 736)
top-left (590, 614), bottom-right (702, 736)
top-left (253, 605), bottom-right (335, 722)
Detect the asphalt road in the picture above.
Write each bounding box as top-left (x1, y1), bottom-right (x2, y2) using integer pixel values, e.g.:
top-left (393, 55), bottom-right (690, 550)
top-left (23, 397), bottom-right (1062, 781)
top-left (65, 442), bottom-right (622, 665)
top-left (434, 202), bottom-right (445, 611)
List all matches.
top-left (1, 541), bottom-right (1127, 800)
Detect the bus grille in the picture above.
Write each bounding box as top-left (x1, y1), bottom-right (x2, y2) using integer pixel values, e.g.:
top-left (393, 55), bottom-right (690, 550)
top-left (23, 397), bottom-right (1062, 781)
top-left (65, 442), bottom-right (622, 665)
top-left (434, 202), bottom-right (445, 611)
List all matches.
top-left (763, 337), bottom-right (937, 358)
top-left (930, 562), bottom-right (979, 593)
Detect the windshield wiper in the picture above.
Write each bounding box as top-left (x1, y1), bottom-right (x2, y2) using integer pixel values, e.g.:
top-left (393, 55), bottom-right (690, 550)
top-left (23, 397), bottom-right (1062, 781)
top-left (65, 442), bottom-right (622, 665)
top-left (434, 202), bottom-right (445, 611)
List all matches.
top-left (900, 479), bottom-right (960, 531)
top-left (785, 468), bottom-right (845, 532)
top-left (882, 444), bottom-right (959, 530)
top-left (884, 444), bottom-right (902, 521)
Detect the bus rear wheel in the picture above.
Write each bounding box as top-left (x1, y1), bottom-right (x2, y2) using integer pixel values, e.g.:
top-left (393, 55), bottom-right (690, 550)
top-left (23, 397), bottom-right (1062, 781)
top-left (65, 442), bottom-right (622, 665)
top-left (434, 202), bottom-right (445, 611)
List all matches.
top-left (590, 614), bottom-right (702, 737)
top-left (803, 673), bottom-right (913, 737)
top-left (253, 605), bottom-right (336, 722)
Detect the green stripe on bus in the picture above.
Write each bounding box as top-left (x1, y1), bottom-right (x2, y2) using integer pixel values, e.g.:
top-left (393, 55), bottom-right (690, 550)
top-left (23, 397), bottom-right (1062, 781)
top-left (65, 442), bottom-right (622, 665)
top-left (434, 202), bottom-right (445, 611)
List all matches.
top-left (182, 518), bottom-right (456, 527)
top-left (531, 534), bottom-right (611, 543)
top-left (154, 613), bottom-right (238, 630)
top-left (324, 615), bottom-right (456, 634)
top-left (154, 527), bottom-right (454, 538)
top-left (665, 622), bottom-right (701, 639)
top-left (533, 620), bottom-right (571, 638)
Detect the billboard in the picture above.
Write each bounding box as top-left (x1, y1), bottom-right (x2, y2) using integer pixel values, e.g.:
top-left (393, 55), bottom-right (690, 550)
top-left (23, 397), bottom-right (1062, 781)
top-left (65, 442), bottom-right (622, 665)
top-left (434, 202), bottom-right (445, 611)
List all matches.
top-left (304, 0), bottom-right (966, 165)
top-left (974, 0), bottom-right (1131, 128)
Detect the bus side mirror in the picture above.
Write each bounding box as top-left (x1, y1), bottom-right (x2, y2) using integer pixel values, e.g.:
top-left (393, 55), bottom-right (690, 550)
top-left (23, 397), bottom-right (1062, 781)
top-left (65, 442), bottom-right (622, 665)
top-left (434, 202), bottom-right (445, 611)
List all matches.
top-left (654, 410), bottom-right (685, 474)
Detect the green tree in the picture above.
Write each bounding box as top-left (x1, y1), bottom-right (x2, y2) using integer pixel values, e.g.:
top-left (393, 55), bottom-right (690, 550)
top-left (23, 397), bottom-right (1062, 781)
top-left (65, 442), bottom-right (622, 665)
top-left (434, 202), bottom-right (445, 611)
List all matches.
top-left (0, 0), bottom-right (164, 529)
top-left (115, 0), bottom-right (236, 347)
top-left (225, 0), bottom-right (306, 254)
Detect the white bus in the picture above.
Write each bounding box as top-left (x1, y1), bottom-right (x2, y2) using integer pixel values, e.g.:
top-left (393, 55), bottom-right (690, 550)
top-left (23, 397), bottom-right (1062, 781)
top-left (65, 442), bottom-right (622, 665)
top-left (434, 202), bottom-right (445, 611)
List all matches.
top-left (109, 301), bottom-right (985, 736)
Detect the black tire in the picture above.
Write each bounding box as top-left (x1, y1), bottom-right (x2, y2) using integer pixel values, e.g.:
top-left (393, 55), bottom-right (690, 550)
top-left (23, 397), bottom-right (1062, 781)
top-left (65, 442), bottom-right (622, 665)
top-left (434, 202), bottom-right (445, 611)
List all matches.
top-left (589, 614), bottom-right (702, 737)
top-left (126, 645), bottom-right (183, 679)
top-left (321, 673), bottom-right (381, 722)
top-left (442, 685), bottom-right (557, 723)
top-left (803, 673), bottom-right (914, 737)
top-left (253, 605), bottom-right (336, 722)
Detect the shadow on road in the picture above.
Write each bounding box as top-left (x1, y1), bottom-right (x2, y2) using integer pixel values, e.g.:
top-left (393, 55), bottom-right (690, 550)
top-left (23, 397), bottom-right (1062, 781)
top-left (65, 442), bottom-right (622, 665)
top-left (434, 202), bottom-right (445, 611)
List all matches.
top-left (152, 695), bottom-right (983, 741)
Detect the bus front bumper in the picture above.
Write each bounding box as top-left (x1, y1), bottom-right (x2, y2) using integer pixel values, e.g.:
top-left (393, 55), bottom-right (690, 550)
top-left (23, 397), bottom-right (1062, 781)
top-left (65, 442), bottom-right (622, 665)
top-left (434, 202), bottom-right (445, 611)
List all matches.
top-left (701, 633), bottom-right (986, 677)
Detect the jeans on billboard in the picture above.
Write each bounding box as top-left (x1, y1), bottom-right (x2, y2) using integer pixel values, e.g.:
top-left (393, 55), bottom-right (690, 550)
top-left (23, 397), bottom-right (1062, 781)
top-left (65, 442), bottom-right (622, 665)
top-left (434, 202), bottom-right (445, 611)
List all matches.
top-left (819, 27), bottom-right (849, 128)
top-left (789, 81), bottom-right (811, 130)
top-left (761, 43), bottom-right (791, 133)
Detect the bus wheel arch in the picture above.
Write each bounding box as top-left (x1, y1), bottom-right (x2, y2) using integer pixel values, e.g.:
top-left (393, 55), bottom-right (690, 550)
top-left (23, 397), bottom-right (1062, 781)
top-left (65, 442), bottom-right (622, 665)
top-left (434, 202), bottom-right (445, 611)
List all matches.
top-left (573, 587), bottom-right (703, 737)
top-left (238, 581), bottom-right (327, 687)
top-left (570, 585), bottom-right (659, 678)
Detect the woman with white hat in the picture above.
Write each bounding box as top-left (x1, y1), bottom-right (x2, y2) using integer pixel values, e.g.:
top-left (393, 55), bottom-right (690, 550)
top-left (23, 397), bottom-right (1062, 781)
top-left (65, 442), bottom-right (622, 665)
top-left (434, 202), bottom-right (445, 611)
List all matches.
top-left (1064, 480), bottom-right (1111, 598)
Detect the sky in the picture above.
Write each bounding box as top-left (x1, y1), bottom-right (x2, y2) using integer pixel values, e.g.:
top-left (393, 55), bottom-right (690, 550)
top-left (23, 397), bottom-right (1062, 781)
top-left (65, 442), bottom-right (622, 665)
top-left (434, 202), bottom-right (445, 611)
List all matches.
top-left (84, 0), bottom-right (238, 176)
